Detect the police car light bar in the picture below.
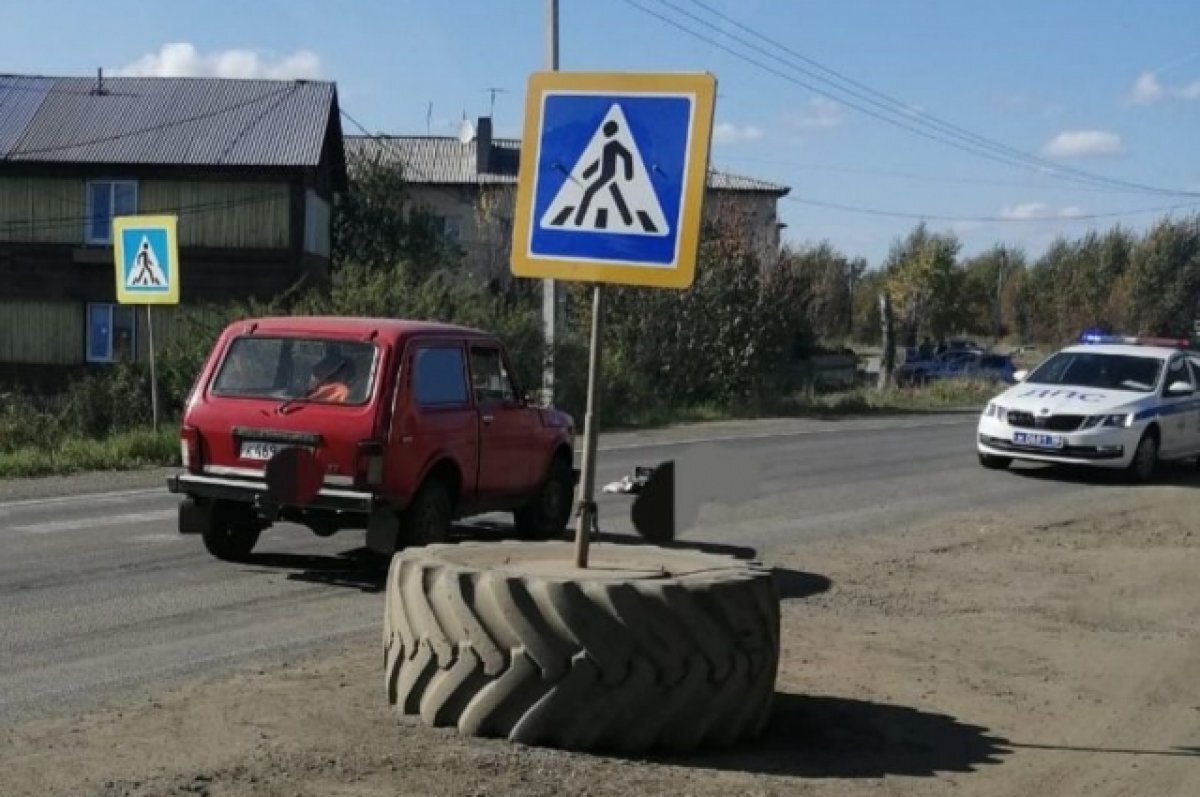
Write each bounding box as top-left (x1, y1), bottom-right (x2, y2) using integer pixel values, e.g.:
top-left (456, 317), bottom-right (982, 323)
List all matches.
top-left (1079, 331), bottom-right (1193, 348)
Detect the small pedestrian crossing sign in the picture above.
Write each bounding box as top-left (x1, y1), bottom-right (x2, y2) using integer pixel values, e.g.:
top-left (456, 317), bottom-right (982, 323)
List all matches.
top-left (113, 215), bottom-right (179, 305)
top-left (512, 71), bottom-right (717, 289)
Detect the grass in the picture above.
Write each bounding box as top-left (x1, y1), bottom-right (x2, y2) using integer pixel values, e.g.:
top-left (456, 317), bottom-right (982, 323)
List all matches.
top-left (0, 427), bottom-right (179, 480)
top-left (0, 379), bottom-right (997, 480)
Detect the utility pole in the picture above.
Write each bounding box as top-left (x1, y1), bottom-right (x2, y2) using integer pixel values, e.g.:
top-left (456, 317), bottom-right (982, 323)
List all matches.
top-left (542, 0), bottom-right (559, 405)
top-left (995, 246), bottom-right (1007, 343)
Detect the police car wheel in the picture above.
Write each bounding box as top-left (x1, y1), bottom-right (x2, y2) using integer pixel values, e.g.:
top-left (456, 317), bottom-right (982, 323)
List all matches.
top-left (978, 453), bottom-right (1011, 470)
top-left (1128, 432), bottom-right (1159, 483)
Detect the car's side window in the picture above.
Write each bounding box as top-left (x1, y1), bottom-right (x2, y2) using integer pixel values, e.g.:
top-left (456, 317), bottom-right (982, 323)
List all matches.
top-left (1164, 357), bottom-right (1193, 395)
top-left (469, 346), bottom-right (517, 405)
top-left (412, 345), bottom-right (469, 407)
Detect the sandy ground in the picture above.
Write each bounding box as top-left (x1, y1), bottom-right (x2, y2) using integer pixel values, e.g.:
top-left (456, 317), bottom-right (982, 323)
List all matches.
top-left (4, 478), bottom-right (1199, 796)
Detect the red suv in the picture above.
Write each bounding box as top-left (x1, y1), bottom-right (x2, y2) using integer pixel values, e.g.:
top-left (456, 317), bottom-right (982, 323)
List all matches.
top-left (167, 316), bottom-right (578, 562)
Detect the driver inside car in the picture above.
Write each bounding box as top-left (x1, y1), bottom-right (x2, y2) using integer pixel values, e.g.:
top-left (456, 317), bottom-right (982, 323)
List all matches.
top-left (306, 348), bottom-right (355, 403)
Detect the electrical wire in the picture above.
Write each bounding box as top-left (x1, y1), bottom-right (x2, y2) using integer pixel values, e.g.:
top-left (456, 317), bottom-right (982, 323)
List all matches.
top-left (679, 0), bottom-right (1182, 198)
top-left (785, 195), bottom-right (1200, 223)
top-left (0, 190), bottom-right (290, 236)
top-left (624, 0), bottom-right (1198, 199)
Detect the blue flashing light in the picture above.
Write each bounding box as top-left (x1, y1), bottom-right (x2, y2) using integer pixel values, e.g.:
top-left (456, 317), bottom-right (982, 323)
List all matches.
top-left (1078, 330), bottom-right (1192, 347)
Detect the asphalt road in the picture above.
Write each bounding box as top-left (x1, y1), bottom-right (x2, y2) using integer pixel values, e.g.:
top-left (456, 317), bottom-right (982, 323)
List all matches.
top-left (0, 413), bottom-right (1100, 726)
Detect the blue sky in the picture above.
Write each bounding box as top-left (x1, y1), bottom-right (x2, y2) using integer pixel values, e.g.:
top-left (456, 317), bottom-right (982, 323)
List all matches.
top-left (3, 0), bottom-right (1197, 265)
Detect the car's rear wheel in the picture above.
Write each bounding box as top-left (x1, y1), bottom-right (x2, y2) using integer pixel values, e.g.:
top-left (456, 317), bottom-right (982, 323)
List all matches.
top-left (514, 457), bottom-right (575, 540)
top-left (978, 452), bottom-right (1012, 470)
top-left (202, 523), bottom-right (261, 562)
top-left (1127, 431), bottom-right (1159, 483)
top-left (400, 478), bottom-right (453, 548)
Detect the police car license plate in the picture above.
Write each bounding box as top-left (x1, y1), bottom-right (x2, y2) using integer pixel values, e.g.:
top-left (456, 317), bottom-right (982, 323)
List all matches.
top-left (1013, 432), bottom-right (1064, 449)
top-left (239, 441), bottom-right (291, 461)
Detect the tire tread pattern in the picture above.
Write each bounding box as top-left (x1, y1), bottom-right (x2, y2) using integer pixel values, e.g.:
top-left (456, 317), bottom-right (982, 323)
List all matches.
top-left (384, 542), bottom-right (780, 753)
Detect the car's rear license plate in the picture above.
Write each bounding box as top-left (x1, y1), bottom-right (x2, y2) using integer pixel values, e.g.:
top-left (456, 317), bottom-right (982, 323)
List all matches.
top-left (239, 441), bottom-right (293, 461)
top-left (1013, 431), bottom-right (1064, 449)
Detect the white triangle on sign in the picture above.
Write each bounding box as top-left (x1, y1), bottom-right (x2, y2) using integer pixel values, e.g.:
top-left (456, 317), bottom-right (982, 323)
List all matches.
top-left (127, 235), bottom-right (168, 289)
top-left (539, 104), bottom-right (670, 237)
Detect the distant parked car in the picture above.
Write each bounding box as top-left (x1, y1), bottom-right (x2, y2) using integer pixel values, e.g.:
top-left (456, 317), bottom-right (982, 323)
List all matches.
top-left (898, 350), bottom-right (1015, 385)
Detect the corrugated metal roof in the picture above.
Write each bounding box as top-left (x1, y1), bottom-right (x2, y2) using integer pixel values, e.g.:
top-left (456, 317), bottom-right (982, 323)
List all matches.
top-left (0, 76), bottom-right (54, 154)
top-left (0, 74), bottom-right (338, 168)
top-left (345, 134), bottom-right (790, 194)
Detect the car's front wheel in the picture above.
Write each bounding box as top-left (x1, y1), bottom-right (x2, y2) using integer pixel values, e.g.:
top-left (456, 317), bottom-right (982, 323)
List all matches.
top-left (1127, 431), bottom-right (1159, 483)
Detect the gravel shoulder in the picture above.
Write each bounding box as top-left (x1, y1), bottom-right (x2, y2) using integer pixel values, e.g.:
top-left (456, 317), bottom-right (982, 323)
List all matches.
top-left (4, 469), bottom-right (1198, 796)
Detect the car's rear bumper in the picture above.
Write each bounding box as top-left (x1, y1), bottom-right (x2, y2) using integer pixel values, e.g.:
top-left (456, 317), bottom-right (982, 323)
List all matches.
top-left (167, 471), bottom-right (375, 514)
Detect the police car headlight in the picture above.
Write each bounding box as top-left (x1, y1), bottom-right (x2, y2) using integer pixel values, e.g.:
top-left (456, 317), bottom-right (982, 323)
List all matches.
top-left (985, 403), bottom-right (1005, 418)
top-left (1099, 414), bottom-right (1130, 428)
top-left (1082, 413), bottom-right (1131, 429)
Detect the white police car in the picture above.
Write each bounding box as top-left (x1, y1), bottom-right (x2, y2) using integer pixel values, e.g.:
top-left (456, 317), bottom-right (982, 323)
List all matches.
top-left (977, 333), bottom-right (1200, 481)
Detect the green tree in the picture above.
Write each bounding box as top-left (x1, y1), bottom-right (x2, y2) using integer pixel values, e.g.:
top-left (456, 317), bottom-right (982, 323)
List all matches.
top-left (883, 223), bottom-right (964, 343)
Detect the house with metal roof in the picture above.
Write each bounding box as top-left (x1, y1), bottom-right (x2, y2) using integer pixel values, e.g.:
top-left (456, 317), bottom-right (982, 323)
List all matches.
top-left (344, 116), bottom-right (790, 281)
top-left (0, 72), bottom-right (346, 388)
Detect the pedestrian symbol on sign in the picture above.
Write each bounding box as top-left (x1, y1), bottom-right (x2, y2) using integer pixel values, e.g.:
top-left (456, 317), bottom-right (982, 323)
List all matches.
top-left (540, 104), bottom-right (669, 237)
top-left (128, 236), bottom-right (167, 288)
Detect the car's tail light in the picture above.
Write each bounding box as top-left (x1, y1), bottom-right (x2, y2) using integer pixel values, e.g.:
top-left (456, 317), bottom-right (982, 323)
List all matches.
top-left (354, 440), bottom-right (385, 488)
top-left (180, 425), bottom-right (204, 473)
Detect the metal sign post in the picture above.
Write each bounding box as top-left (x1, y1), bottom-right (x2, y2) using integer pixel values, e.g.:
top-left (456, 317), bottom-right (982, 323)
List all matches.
top-left (146, 305), bottom-right (159, 432)
top-left (113, 214), bottom-right (179, 432)
top-left (573, 285), bottom-right (604, 567)
top-left (510, 71), bottom-right (716, 567)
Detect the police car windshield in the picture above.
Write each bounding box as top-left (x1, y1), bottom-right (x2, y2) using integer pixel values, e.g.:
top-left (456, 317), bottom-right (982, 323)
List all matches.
top-left (1025, 351), bottom-right (1163, 393)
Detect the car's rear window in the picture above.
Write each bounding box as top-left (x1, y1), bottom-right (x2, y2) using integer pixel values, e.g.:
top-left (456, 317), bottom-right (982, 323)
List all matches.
top-left (210, 336), bottom-right (379, 405)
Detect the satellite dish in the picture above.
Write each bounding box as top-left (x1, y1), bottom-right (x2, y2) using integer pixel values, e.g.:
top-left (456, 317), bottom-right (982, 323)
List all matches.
top-left (457, 118), bottom-right (475, 144)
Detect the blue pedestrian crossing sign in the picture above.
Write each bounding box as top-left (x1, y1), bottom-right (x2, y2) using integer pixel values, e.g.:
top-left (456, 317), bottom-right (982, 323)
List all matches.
top-left (511, 71), bottom-right (717, 289)
top-left (113, 215), bottom-right (179, 305)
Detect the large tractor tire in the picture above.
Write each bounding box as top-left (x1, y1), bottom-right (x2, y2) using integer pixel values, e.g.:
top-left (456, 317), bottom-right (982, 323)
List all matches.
top-left (383, 540), bottom-right (780, 754)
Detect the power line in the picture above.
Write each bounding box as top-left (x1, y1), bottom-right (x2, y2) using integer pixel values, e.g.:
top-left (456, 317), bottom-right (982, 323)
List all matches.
top-left (674, 0), bottom-right (1197, 198)
top-left (626, 0), bottom-right (1198, 199)
top-left (713, 155), bottom-right (1166, 195)
top-left (785, 195), bottom-right (1200, 224)
top-left (0, 190), bottom-right (290, 236)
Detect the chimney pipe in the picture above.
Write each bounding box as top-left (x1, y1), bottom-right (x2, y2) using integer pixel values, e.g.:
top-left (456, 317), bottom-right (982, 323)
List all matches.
top-left (475, 116), bottom-right (493, 175)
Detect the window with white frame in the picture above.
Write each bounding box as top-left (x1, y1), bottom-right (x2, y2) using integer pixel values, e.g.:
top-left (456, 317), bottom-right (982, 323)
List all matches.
top-left (85, 180), bottom-right (138, 244)
top-left (86, 302), bottom-right (137, 364)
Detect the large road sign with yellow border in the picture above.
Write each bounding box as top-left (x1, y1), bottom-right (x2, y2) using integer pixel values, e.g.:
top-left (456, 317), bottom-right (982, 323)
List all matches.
top-left (511, 71), bottom-right (716, 289)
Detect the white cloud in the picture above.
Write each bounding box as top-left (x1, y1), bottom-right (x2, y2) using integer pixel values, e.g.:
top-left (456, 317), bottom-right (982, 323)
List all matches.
top-left (113, 42), bottom-right (321, 80)
top-left (1042, 130), bottom-right (1124, 158)
top-left (999, 202), bottom-right (1087, 220)
top-left (1178, 80), bottom-right (1200, 100)
top-left (793, 97), bottom-right (845, 129)
top-left (1123, 69), bottom-right (1200, 105)
top-left (1127, 71), bottom-right (1166, 105)
top-left (713, 122), bottom-right (765, 145)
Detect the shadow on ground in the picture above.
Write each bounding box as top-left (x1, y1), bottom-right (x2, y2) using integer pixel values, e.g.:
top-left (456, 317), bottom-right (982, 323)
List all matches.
top-left (245, 548), bottom-right (388, 593)
top-left (1009, 459), bottom-right (1200, 487)
top-left (243, 526), bottom-right (832, 601)
top-left (662, 692), bottom-right (1010, 779)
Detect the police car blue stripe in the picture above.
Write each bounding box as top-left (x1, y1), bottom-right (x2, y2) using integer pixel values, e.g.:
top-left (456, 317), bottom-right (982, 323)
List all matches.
top-left (1134, 398), bottom-right (1200, 422)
